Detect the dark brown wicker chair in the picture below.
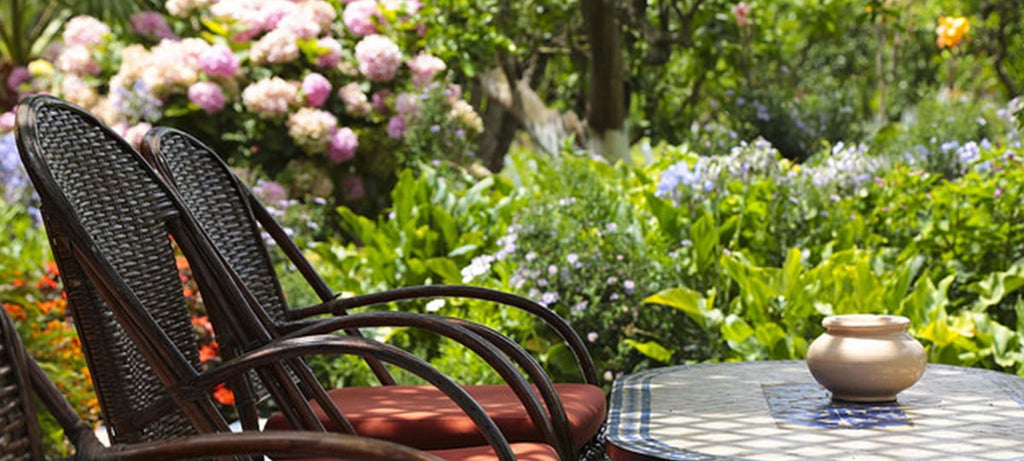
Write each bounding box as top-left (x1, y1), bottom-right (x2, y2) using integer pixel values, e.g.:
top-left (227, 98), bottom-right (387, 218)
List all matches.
top-left (140, 127), bottom-right (607, 460)
top-left (14, 94), bottom-right (559, 461)
top-left (0, 295), bottom-right (446, 461)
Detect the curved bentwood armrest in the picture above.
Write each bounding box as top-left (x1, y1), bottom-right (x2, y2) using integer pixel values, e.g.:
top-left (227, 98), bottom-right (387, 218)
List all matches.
top-left (192, 334), bottom-right (519, 461)
top-left (92, 431), bottom-right (443, 461)
top-left (283, 310), bottom-right (578, 461)
top-left (291, 284), bottom-right (600, 385)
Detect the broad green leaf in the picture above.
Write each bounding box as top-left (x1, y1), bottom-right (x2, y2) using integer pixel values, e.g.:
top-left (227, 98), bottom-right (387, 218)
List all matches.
top-left (624, 340), bottom-right (673, 364)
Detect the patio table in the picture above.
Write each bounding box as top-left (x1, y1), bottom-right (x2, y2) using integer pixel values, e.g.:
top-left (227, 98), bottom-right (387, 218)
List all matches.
top-left (606, 360), bottom-right (1024, 460)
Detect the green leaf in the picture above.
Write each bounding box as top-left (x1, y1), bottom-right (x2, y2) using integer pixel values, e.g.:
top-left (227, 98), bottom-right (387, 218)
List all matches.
top-left (722, 314), bottom-right (754, 343)
top-left (643, 287), bottom-right (715, 327)
top-left (646, 192), bottom-right (680, 239)
top-left (624, 339), bottom-right (673, 364)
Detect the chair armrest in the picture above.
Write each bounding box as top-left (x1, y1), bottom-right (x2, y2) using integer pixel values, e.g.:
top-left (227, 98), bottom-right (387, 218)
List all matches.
top-left (289, 285), bottom-right (599, 385)
top-left (281, 311), bottom-right (576, 461)
top-left (191, 334), bottom-right (517, 461)
top-left (90, 431), bottom-right (444, 461)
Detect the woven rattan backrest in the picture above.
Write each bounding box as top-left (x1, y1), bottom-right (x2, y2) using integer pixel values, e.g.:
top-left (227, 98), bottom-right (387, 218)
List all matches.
top-left (15, 96), bottom-right (200, 443)
top-left (147, 130), bottom-right (290, 324)
top-left (0, 304), bottom-right (43, 460)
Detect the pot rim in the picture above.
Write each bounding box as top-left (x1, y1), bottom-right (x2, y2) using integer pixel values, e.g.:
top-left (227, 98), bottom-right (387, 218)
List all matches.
top-left (822, 314), bottom-right (909, 331)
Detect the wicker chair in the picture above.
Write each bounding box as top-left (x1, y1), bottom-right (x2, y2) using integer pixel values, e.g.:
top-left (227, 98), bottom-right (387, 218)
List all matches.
top-left (0, 297), bottom-right (446, 460)
top-left (14, 95), bottom-right (559, 461)
top-left (139, 127), bottom-right (608, 460)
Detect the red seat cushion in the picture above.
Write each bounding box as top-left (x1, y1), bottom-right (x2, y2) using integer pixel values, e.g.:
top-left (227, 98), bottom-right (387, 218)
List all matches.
top-left (265, 383), bottom-right (606, 450)
top-left (292, 442), bottom-right (559, 461)
top-left (430, 442), bottom-right (559, 461)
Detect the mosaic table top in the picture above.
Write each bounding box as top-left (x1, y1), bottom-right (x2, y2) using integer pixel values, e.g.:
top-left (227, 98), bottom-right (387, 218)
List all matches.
top-left (606, 361), bottom-right (1024, 461)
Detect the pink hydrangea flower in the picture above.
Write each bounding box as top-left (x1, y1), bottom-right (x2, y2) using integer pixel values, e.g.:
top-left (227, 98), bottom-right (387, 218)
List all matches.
top-left (123, 122), bottom-right (153, 148)
top-left (130, 11), bottom-right (178, 41)
top-left (251, 30), bottom-right (300, 65)
top-left (63, 16), bottom-right (110, 47)
top-left (188, 81), bottom-right (226, 114)
top-left (242, 77), bottom-right (299, 118)
top-left (394, 92), bottom-right (419, 118)
top-left (386, 115), bottom-right (406, 139)
top-left (406, 53), bottom-right (446, 87)
top-left (287, 107), bottom-right (338, 153)
top-left (279, 10), bottom-right (321, 40)
top-left (199, 44), bottom-right (240, 78)
top-left (6, 67), bottom-right (30, 92)
top-left (57, 45), bottom-right (100, 75)
top-left (328, 127), bottom-right (358, 163)
top-left (355, 34), bottom-right (402, 82)
top-left (343, 0), bottom-right (381, 37)
top-left (0, 112), bottom-right (15, 131)
top-left (260, 0), bottom-right (298, 30)
top-left (315, 37), bottom-right (343, 68)
top-left (302, 73), bottom-right (332, 107)
top-left (338, 83), bottom-right (371, 115)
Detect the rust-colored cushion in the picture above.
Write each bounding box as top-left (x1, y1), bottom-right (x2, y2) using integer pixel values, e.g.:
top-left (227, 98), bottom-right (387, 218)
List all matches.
top-left (430, 442), bottom-right (559, 461)
top-left (265, 383), bottom-right (606, 450)
top-left (292, 442), bottom-right (559, 461)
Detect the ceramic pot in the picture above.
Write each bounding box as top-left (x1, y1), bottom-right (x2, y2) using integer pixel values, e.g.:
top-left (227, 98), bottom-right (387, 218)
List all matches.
top-left (806, 314), bottom-right (926, 402)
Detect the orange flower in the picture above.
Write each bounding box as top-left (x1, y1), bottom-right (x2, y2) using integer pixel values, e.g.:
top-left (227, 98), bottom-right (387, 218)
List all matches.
top-left (199, 343), bottom-right (219, 363)
top-left (176, 256), bottom-right (190, 271)
top-left (36, 275), bottom-right (59, 291)
top-left (3, 303), bottom-right (27, 322)
top-left (191, 315), bottom-right (214, 334)
top-left (11, 279), bottom-right (24, 288)
top-left (936, 16), bottom-right (969, 49)
top-left (45, 261), bottom-right (59, 276)
top-left (213, 384), bottom-right (235, 406)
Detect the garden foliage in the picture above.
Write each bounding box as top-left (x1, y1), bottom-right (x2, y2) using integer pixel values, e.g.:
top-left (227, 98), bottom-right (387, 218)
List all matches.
top-left (2, 1), bottom-right (1024, 449)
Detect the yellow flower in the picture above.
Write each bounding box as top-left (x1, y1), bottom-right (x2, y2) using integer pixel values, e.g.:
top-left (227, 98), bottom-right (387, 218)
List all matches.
top-left (936, 16), bottom-right (969, 49)
top-left (27, 59), bottom-right (54, 77)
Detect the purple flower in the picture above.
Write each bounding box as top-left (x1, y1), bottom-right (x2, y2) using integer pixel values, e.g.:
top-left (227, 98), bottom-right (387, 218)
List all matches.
top-left (355, 34), bottom-right (402, 82)
top-left (130, 11), bottom-right (178, 40)
top-left (6, 66), bottom-right (30, 92)
top-left (343, 0), bottom-right (381, 36)
top-left (301, 73), bottom-right (332, 107)
top-left (371, 90), bottom-right (391, 113)
top-left (386, 116), bottom-right (406, 139)
top-left (199, 44), bottom-right (240, 78)
top-left (188, 82), bottom-right (226, 114)
top-left (315, 37), bottom-right (342, 69)
top-left (328, 127), bottom-right (358, 164)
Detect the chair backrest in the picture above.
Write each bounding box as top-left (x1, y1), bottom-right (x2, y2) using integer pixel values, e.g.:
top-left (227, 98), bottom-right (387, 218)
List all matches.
top-left (0, 297), bottom-right (108, 460)
top-left (0, 302), bottom-right (44, 460)
top-left (141, 128), bottom-right (292, 324)
top-left (15, 95), bottom-right (231, 443)
top-left (141, 127), bottom-right (394, 384)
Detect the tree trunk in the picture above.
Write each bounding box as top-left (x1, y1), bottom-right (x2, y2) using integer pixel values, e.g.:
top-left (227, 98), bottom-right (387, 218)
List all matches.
top-left (476, 67), bottom-right (583, 158)
top-left (582, 0), bottom-right (629, 163)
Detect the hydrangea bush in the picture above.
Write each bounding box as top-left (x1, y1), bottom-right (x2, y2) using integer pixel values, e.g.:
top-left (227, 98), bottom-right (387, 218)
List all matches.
top-left (4, 1), bottom-right (483, 214)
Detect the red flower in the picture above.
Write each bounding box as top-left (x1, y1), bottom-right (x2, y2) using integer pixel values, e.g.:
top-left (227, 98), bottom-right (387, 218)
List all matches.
top-left (199, 342), bottom-right (219, 363)
top-left (191, 315), bottom-right (214, 334)
top-left (213, 383), bottom-right (235, 406)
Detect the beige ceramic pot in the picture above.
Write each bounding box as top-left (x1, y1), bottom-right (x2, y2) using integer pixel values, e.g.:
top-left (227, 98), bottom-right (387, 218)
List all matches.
top-left (806, 314), bottom-right (926, 402)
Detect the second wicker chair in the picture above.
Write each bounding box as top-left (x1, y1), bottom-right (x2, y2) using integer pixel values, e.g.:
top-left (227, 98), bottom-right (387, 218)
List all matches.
top-left (140, 127), bottom-right (608, 460)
